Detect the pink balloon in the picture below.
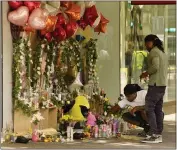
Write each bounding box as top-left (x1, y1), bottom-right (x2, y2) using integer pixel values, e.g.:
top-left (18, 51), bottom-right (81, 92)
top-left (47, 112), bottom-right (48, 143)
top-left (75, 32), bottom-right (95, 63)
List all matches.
top-left (8, 6), bottom-right (29, 26)
top-left (28, 8), bottom-right (47, 30)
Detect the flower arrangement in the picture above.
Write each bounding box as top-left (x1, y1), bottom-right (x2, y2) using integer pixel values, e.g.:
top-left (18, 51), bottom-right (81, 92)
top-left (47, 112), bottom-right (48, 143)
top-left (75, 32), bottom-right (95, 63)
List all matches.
top-left (30, 112), bottom-right (44, 125)
top-left (60, 115), bottom-right (74, 123)
top-left (59, 38), bottom-right (81, 73)
top-left (84, 38), bottom-right (98, 81)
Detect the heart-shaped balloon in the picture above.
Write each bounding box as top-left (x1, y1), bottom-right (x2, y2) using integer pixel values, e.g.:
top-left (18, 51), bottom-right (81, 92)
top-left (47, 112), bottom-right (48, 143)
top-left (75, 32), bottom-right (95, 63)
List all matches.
top-left (42, 2), bottom-right (60, 16)
top-left (55, 13), bottom-right (66, 28)
top-left (44, 32), bottom-right (52, 42)
top-left (8, 1), bottom-right (23, 10)
top-left (28, 8), bottom-right (47, 30)
top-left (65, 21), bottom-right (78, 38)
top-left (47, 1), bottom-right (60, 9)
top-left (24, 1), bottom-right (41, 13)
top-left (8, 6), bottom-right (29, 26)
top-left (65, 3), bottom-right (81, 21)
top-left (52, 26), bottom-right (66, 41)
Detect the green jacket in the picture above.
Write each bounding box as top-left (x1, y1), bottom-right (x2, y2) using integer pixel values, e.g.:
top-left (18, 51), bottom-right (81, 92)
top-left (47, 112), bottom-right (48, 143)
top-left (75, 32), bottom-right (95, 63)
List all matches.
top-left (147, 47), bottom-right (168, 86)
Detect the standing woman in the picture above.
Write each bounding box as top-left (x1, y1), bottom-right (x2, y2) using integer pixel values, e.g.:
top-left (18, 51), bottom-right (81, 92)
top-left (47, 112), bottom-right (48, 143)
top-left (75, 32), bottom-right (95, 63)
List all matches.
top-left (140, 34), bottom-right (168, 143)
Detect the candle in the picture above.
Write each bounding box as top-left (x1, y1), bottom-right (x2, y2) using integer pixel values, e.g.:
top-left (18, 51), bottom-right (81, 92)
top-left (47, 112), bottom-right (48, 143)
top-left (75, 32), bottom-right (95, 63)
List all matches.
top-left (94, 125), bottom-right (98, 138)
top-left (70, 127), bottom-right (74, 141)
top-left (67, 126), bottom-right (71, 140)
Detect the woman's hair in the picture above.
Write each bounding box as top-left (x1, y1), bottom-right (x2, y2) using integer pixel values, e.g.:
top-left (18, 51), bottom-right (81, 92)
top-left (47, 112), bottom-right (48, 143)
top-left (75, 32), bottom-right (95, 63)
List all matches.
top-left (144, 34), bottom-right (164, 53)
top-left (124, 84), bottom-right (142, 96)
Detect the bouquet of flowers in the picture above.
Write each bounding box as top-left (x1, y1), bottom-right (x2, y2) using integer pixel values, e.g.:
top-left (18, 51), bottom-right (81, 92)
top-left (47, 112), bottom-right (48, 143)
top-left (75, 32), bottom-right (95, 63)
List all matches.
top-left (30, 112), bottom-right (44, 125)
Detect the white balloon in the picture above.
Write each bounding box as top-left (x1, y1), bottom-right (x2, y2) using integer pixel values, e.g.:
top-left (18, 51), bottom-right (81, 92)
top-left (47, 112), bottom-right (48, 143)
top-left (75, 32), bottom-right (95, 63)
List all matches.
top-left (77, 1), bottom-right (85, 17)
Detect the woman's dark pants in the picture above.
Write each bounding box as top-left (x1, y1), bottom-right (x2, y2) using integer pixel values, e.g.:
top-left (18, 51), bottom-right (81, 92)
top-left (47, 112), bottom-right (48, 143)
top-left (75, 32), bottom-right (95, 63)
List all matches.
top-left (145, 86), bottom-right (166, 135)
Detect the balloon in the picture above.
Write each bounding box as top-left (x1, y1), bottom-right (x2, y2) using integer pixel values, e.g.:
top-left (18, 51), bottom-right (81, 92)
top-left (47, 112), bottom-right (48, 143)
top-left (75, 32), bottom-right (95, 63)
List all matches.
top-left (44, 32), bottom-right (52, 42)
top-left (28, 8), bottom-right (47, 30)
top-left (60, 1), bottom-right (71, 9)
top-left (55, 13), bottom-right (66, 28)
top-left (41, 16), bottom-right (57, 34)
top-left (76, 35), bottom-right (86, 42)
top-left (42, 2), bottom-right (59, 16)
top-left (24, 1), bottom-right (41, 13)
top-left (92, 12), bottom-right (101, 28)
top-left (85, 1), bottom-right (96, 8)
top-left (77, 17), bottom-right (88, 30)
top-left (65, 21), bottom-right (78, 38)
top-left (24, 24), bottom-right (35, 33)
top-left (8, 6), bottom-right (29, 26)
top-left (94, 13), bottom-right (109, 34)
top-left (83, 5), bottom-right (98, 27)
top-left (52, 26), bottom-right (66, 41)
top-left (77, 2), bottom-right (85, 18)
top-left (8, 1), bottom-right (23, 10)
top-left (65, 3), bottom-right (81, 21)
top-left (47, 1), bottom-right (60, 9)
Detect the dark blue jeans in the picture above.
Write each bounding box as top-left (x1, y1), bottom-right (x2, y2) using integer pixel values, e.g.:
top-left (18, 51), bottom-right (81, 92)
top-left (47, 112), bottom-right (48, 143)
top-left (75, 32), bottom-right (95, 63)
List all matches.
top-left (145, 85), bottom-right (166, 135)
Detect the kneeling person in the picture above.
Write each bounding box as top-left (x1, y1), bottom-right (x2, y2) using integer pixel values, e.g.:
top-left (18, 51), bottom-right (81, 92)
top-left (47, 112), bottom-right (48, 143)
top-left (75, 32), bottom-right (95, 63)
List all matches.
top-left (111, 84), bottom-right (149, 136)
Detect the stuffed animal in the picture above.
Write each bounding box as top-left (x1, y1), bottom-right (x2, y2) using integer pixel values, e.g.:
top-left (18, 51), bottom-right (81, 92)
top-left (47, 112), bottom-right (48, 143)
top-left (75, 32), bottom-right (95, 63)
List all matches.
top-left (86, 111), bottom-right (96, 127)
top-left (63, 95), bottom-right (90, 122)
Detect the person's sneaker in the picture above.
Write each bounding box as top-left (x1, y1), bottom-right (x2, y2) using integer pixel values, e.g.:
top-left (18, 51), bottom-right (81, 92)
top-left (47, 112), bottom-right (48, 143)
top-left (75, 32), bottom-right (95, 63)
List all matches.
top-left (137, 131), bottom-right (147, 137)
top-left (141, 135), bottom-right (162, 143)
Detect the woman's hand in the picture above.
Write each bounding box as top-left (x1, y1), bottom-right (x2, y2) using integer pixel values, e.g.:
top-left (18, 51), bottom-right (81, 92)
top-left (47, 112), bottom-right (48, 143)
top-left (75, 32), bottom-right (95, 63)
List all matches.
top-left (140, 72), bottom-right (149, 81)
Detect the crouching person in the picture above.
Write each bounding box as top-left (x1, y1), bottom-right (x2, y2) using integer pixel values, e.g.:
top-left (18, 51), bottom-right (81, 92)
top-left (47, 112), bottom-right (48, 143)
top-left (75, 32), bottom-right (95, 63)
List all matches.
top-left (110, 84), bottom-right (149, 136)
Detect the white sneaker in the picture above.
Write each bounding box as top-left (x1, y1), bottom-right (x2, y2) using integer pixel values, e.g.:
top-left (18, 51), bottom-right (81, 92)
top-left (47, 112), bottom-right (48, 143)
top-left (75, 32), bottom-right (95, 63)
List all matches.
top-left (141, 135), bottom-right (162, 143)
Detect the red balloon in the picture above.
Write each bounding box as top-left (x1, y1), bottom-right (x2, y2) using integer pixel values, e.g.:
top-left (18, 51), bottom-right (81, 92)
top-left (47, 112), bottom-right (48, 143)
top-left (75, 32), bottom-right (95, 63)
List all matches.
top-left (84, 5), bottom-right (98, 27)
top-left (77, 17), bottom-right (88, 30)
top-left (8, 1), bottom-right (23, 10)
top-left (65, 22), bottom-right (78, 38)
top-left (44, 32), bottom-right (52, 42)
top-left (24, 1), bottom-right (41, 13)
top-left (52, 26), bottom-right (66, 41)
top-left (55, 13), bottom-right (66, 28)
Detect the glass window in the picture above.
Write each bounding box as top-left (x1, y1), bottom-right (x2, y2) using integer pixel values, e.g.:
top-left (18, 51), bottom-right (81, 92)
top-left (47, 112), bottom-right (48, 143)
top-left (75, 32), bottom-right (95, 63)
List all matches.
top-left (120, 2), bottom-right (176, 102)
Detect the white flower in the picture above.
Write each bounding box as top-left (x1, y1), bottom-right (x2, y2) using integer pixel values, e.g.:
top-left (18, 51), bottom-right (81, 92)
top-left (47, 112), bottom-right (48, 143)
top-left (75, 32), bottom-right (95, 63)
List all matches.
top-left (19, 79), bottom-right (22, 84)
top-left (37, 67), bottom-right (40, 70)
top-left (70, 46), bottom-right (73, 49)
top-left (19, 43), bottom-right (24, 49)
top-left (41, 44), bottom-right (45, 49)
top-left (37, 71), bottom-right (41, 75)
top-left (20, 56), bottom-right (24, 60)
top-left (19, 86), bottom-right (22, 90)
top-left (30, 60), bottom-right (33, 64)
top-left (48, 66), bottom-right (51, 70)
top-left (27, 41), bottom-right (31, 47)
top-left (29, 54), bottom-right (32, 57)
top-left (54, 79), bottom-right (58, 84)
top-left (67, 101), bottom-right (70, 104)
top-left (61, 41), bottom-right (65, 45)
top-left (29, 48), bottom-right (32, 51)
top-left (39, 58), bottom-right (42, 62)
